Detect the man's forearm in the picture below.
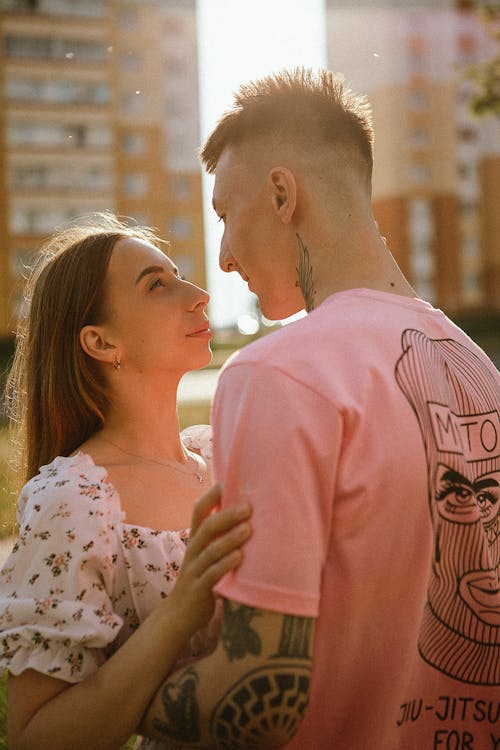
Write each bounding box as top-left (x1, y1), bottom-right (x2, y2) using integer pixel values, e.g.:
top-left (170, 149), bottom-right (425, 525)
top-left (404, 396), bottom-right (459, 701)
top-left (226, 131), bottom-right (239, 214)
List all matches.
top-left (140, 602), bottom-right (315, 749)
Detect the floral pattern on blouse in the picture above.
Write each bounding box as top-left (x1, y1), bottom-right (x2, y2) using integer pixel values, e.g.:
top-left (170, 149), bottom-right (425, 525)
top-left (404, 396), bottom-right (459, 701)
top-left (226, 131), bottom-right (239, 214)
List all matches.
top-left (0, 426), bottom-right (212, 685)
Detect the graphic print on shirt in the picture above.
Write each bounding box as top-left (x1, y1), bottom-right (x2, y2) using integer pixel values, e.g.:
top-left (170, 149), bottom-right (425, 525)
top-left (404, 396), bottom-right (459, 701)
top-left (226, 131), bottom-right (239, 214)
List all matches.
top-left (395, 329), bottom-right (500, 685)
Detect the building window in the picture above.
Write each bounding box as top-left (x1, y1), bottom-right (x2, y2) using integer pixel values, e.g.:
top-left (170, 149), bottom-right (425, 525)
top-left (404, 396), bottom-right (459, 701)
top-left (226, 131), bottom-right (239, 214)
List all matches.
top-left (2, 0), bottom-right (106, 17)
top-left (173, 254), bottom-right (195, 279)
top-left (409, 162), bottom-right (430, 185)
top-left (457, 126), bottom-right (477, 143)
top-left (9, 205), bottom-right (111, 235)
top-left (409, 198), bottom-right (434, 240)
top-left (5, 77), bottom-right (110, 105)
top-left (408, 198), bottom-right (435, 303)
top-left (120, 50), bottom-right (141, 72)
top-left (408, 90), bottom-right (429, 110)
top-left (5, 34), bottom-right (107, 62)
top-left (118, 8), bottom-right (138, 27)
top-left (10, 164), bottom-right (112, 192)
top-left (459, 199), bottom-right (478, 217)
top-left (10, 165), bottom-right (47, 189)
top-left (169, 217), bottom-right (193, 240)
top-left (1, 0), bottom-right (39, 10)
top-left (122, 132), bottom-right (146, 155)
top-left (85, 125), bottom-right (112, 148)
top-left (7, 121), bottom-right (111, 148)
top-left (170, 176), bottom-right (192, 200)
top-left (121, 91), bottom-right (143, 114)
top-left (463, 236), bottom-right (479, 260)
top-left (458, 162), bottom-right (475, 181)
top-left (122, 173), bottom-right (148, 196)
top-left (410, 127), bottom-right (430, 148)
top-left (461, 267), bottom-right (483, 306)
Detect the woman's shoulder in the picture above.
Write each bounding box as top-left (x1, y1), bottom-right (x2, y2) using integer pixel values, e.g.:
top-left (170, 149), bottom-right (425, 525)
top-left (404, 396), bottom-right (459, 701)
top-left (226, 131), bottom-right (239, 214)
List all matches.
top-left (17, 452), bottom-right (123, 528)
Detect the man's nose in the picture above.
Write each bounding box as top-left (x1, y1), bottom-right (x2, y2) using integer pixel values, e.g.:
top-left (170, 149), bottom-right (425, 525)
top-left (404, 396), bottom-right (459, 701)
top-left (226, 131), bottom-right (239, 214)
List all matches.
top-left (219, 240), bottom-right (236, 274)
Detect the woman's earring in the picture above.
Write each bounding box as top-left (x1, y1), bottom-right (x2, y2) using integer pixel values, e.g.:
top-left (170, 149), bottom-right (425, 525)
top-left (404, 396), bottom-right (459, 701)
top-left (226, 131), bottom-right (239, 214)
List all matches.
top-left (113, 354), bottom-right (121, 370)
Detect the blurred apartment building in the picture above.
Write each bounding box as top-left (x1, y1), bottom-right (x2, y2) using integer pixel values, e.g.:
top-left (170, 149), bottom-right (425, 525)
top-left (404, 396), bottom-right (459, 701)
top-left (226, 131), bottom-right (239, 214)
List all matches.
top-left (0, 0), bottom-right (205, 339)
top-left (327, 0), bottom-right (500, 315)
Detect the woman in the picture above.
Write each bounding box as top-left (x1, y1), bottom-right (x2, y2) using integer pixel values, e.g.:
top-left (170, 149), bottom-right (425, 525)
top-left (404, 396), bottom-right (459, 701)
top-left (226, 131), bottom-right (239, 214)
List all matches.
top-left (0, 213), bottom-right (251, 750)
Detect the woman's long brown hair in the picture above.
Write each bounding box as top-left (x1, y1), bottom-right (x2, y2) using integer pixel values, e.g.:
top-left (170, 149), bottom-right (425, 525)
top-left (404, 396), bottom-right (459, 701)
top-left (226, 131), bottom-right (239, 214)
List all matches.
top-left (5, 213), bottom-right (164, 485)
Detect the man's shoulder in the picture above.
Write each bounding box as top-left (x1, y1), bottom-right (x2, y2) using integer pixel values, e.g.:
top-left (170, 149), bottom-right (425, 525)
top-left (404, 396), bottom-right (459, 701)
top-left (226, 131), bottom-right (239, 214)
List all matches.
top-left (223, 315), bottom-right (312, 371)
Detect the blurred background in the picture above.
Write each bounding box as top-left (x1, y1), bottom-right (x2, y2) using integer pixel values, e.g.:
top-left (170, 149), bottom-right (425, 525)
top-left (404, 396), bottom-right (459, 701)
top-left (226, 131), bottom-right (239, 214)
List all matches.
top-left (1, 0), bottom-right (500, 342)
top-left (0, 2), bottom-right (498, 740)
top-left (0, 0), bottom-right (499, 521)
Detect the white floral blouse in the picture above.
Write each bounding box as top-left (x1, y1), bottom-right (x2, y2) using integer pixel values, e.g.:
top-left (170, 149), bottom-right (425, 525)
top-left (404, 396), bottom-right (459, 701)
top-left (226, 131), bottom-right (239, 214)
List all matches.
top-left (0, 425), bottom-right (212, 688)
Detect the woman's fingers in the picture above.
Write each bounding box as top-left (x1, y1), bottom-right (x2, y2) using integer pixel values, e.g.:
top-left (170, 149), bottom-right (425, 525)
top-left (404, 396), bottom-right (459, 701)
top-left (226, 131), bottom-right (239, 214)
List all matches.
top-left (172, 501), bottom-right (252, 634)
top-left (189, 484), bottom-right (222, 537)
top-left (197, 549), bottom-right (243, 589)
top-left (186, 520), bottom-right (251, 581)
top-left (188, 501), bottom-right (251, 559)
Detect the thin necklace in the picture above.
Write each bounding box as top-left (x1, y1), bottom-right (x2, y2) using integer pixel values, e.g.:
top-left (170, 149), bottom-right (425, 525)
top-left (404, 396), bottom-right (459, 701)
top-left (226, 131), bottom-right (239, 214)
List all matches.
top-left (100, 436), bottom-right (205, 483)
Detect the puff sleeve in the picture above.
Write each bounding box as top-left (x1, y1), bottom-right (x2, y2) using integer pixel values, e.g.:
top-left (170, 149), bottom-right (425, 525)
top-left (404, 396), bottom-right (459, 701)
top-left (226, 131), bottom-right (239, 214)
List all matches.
top-left (181, 424), bottom-right (213, 478)
top-left (0, 454), bottom-right (124, 683)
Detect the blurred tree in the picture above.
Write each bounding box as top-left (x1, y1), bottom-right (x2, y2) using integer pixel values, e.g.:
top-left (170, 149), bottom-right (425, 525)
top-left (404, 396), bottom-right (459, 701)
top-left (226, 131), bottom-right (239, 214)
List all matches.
top-left (462, 3), bottom-right (500, 117)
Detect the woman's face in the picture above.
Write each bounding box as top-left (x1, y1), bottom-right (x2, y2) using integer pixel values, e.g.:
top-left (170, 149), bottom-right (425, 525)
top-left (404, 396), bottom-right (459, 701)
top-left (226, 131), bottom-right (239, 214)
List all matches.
top-left (103, 237), bottom-right (211, 376)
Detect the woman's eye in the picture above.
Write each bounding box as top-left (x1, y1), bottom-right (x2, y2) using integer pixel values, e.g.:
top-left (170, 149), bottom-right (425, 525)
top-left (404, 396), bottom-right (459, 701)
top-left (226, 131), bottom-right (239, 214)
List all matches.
top-left (217, 215), bottom-right (225, 224)
top-left (150, 277), bottom-right (164, 290)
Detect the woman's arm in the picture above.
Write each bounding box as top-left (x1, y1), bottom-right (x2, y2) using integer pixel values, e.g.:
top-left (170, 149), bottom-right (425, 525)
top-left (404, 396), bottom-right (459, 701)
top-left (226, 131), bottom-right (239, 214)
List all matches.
top-left (8, 486), bottom-right (251, 750)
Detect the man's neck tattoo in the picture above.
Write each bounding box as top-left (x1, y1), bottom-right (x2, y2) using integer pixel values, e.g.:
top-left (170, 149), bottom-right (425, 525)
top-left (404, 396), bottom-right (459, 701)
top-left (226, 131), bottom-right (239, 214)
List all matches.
top-left (296, 233), bottom-right (316, 312)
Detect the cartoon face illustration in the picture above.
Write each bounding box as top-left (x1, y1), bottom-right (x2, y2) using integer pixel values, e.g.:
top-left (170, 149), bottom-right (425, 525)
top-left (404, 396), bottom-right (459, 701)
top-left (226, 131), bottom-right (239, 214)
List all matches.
top-left (434, 463), bottom-right (500, 534)
top-left (396, 330), bottom-right (500, 685)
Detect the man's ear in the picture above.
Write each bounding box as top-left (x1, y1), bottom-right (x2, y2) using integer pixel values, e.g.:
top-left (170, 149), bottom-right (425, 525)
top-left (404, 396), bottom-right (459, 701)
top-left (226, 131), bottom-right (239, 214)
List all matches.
top-left (267, 166), bottom-right (297, 224)
top-left (80, 325), bottom-right (116, 365)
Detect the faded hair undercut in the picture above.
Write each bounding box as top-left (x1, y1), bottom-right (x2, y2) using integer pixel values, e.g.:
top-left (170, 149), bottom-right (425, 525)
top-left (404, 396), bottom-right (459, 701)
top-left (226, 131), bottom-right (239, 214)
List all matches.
top-left (200, 67), bottom-right (374, 178)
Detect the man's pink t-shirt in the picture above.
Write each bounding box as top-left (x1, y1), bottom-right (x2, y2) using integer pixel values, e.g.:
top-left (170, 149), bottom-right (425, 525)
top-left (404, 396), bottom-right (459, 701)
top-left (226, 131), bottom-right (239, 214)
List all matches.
top-left (213, 289), bottom-right (500, 749)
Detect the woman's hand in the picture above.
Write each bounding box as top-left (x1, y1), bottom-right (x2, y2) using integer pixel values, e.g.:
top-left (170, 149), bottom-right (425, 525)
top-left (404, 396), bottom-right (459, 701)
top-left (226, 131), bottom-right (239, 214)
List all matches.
top-left (167, 484), bottom-right (252, 636)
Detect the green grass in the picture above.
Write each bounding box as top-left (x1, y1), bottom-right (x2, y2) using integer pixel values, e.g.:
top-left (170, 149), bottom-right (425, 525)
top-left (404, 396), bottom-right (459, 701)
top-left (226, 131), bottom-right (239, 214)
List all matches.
top-left (0, 429), bottom-right (17, 540)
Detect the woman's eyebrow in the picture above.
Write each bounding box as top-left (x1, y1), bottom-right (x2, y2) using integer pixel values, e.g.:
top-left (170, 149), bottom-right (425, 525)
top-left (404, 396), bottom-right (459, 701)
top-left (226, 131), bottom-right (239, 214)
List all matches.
top-left (134, 265), bottom-right (166, 285)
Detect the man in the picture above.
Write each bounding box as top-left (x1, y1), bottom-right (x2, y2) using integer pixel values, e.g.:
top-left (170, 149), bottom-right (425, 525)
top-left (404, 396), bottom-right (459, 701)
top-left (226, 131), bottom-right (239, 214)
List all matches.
top-left (142, 68), bottom-right (500, 748)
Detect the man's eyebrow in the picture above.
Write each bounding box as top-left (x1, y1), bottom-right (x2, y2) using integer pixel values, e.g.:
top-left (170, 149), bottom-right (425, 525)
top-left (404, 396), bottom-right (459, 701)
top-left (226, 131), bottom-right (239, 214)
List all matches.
top-left (135, 265), bottom-right (167, 285)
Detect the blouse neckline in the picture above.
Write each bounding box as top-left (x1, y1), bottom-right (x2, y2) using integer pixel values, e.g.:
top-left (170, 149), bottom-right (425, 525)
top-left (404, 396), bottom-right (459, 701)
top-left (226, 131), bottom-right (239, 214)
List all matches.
top-left (65, 450), bottom-right (190, 536)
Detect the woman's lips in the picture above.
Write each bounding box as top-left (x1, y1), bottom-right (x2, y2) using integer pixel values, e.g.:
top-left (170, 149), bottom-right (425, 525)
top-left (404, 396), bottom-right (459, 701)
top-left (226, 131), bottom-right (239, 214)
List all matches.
top-left (186, 326), bottom-right (212, 340)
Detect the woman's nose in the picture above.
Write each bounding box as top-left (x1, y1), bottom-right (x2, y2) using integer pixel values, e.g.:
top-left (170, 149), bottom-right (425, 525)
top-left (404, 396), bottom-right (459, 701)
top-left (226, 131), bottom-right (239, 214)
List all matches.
top-left (191, 285), bottom-right (210, 310)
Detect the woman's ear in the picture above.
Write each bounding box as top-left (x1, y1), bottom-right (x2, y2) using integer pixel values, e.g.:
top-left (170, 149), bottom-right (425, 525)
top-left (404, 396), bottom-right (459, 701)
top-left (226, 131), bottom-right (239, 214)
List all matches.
top-left (80, 325), bottom-right (116, 365)
top-left (267, 166), bottom-right (297, 224)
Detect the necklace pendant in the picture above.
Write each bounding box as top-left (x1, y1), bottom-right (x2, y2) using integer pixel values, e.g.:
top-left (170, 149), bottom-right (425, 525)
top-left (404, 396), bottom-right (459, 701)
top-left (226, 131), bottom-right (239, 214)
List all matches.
top-left (196, 473), bottom-right (204, 483)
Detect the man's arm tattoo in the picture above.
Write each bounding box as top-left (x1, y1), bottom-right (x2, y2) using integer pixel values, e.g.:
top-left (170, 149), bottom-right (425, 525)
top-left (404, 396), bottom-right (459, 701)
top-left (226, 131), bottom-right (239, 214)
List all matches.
top-left (274, 614), bottom-right (313, 659)
top-left (151, 613), bottom-right (314, 748)
top-left (152, 667), bottom-right (201, 743)
top-left (220, 600), bottom-right (262, 661)
top-left (210, 614), bottom-right (314, 748)
top-left (296, 233), bottom-right (316, 312)
top-left (210, 664), bottom-right (311, 749)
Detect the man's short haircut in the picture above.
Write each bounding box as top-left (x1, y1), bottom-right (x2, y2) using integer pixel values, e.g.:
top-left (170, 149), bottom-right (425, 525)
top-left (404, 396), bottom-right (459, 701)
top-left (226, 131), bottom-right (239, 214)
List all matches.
top-left (200, 67), bottom-right (374, 178)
